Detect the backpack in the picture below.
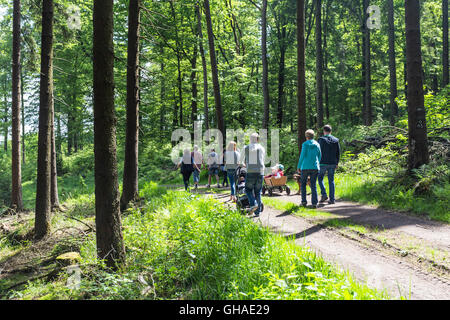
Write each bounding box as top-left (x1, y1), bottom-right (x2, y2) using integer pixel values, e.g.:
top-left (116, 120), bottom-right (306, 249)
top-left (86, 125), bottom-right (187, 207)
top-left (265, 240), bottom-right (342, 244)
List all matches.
top-left (180, 157), bottom-right (194, 174)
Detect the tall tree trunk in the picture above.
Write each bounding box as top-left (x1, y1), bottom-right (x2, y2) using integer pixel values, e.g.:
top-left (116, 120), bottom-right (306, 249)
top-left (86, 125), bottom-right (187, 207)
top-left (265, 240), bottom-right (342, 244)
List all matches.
top-left (20, 70), bottom-right (25, 164)
top-left (323, 0), bottom-right (330, 121)
top-left (204, 0), bottom-right (224, 136)
top-left (315, 0), bottom-right (324, 129)
top-left (159, 45), bottom-right (165, 137)
top-left (93, 0), bottom-right (125, 268)
top-left (3, 77), bottom-right (7, 152)
top-left (56, 111), bottom-right (62, 172)
top-left (388, 0), bottom-right (398, 125)
top-left (297, 0), bottom-right (307, 153)
top-left (196, 3), bottom-right (209, 130)
top-left (277, 26), bottom-right (286, 128)
top-left (170, 1), bottom-right (183, 127)
top-left (11, 0), bottom-right (22, 212)
top-left (121, 0), bottom-right (141, 211)
top-left (50, 103), bottom-right (59, 209)
top-left (363, 0), bottom-right (372, 126)
top-left (444, 0), bottom-right (449, 86)
top-left (261, 0), bottom-right (270, 129)
top-left (190, 41), bottom-right (198, 130)
top-left (405, 0), bottom-right (429, 170)
top-left (35, 0), bottom-right (54, 239)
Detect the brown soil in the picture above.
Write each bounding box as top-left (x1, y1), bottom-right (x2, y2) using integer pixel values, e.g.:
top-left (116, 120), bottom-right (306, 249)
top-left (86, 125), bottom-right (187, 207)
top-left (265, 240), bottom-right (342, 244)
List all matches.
top-left (196, 186), bottom-right (450, 300)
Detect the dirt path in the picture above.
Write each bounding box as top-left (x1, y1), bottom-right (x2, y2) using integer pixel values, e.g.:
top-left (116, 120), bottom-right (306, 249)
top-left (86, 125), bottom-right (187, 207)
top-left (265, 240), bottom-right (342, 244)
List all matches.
top-left (186, 186), bottom-right (450, 300)
top-left (274, 193), bottom-right (450, 251)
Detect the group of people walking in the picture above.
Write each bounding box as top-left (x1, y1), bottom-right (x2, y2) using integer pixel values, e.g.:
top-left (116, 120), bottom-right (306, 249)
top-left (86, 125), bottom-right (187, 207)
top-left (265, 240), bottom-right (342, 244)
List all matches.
top-left (177, 125), bottom-right (340, 216)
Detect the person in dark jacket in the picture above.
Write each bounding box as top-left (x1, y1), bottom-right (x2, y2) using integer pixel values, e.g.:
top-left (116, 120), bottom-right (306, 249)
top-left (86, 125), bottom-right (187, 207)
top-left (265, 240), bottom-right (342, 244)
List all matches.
top-left (317, 125), bottom-right (340, 204)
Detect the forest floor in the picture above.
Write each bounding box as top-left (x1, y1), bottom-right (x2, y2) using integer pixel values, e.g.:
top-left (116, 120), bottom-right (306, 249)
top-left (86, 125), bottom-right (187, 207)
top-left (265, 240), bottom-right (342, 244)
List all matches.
top-left (165, 185), bottom-right (450, 300)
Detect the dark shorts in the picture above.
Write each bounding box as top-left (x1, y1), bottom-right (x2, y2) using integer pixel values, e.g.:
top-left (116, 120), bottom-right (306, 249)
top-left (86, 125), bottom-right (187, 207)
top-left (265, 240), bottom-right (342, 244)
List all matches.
top-left (208, 167), bottom-right (219, 176)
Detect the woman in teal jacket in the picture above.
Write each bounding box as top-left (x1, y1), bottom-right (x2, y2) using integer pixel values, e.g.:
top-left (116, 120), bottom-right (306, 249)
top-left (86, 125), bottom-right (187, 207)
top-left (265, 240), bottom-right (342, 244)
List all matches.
top-left (297, 129), bottom-right (321, 208)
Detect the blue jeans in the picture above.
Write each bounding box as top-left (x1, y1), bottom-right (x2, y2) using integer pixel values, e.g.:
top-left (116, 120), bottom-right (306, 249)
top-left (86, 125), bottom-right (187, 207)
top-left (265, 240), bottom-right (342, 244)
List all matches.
top-left (193, 169), bottom-right (200, 183)
top-left (318, 164), bottom-right (336, 201)
top-left (301, 170), bottom-right (318, 205)
top-left (245, 173), bottom-right (263, 215)
top-left (227, 169), bottom-right (236, 195)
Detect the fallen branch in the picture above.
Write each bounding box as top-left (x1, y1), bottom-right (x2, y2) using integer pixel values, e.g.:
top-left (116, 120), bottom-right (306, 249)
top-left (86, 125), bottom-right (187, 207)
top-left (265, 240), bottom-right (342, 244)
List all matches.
top-left (62, 215), bottom-right (95, 232)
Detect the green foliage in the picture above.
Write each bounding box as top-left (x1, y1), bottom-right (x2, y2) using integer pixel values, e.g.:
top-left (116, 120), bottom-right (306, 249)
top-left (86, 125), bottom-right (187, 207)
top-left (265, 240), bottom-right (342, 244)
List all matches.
top-left (60, 147), bottom-right (94, 176)
top-left (6, 184), bottom-right (387, 300)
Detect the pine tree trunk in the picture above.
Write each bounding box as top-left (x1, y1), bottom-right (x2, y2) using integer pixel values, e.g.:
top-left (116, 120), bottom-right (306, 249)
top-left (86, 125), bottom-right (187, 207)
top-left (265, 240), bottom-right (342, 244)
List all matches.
top-left (443, 0), bottom-right (449, 86)
top-left (190, 41), bottom-right (198, 130)
top-left (159, 45), bottom-right (165, 137)
top-left (323, 0), bottom-right (330, 121)
top-left (297, 0), bottom-right (307, 153)
top-left (261, 0), bottom-right (270, 129)
top-left (405, 0), bottom-right (429, 170)
top-left (121, 0), bottom-right (141, 211)
top-left (315, 0), bottom-right (324, 129)
top-left (363, 0), bottom-right (372, 126)
top-left (11, 0), bottom-right (23, 212)
top-left (388, 0), bottom-right (398, 125)
top-left (21, 70), bottom-right (25, 164)
top-left (3, 77), bottom-right (8, 152)
top-left (204, 0), bottom-right (224, 136)
top-left (276, 27), bottom-right (286, 128)
top-left (196, 3), bottom-right (209, 130)
top-left (35, 0), bottom-right (54, 239)
top-left (93, 0), bottom-right (125, 268)
top-left (50, 104), bottom-right (59, 209)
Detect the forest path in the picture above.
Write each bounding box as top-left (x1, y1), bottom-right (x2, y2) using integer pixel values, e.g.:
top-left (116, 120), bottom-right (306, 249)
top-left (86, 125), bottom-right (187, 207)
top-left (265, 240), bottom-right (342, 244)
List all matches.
top-left (166, 185), bottom-right (450, 299)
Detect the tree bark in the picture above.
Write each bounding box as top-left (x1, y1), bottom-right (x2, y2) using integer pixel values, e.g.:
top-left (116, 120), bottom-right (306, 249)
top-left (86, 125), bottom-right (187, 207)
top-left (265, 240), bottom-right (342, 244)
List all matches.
top-left (190, 42), bottom-right (199, 130)
top-left (276, 26), bottom-right (286, 128)
top-left (21, 70), bottom-right (25, 164)
top-left (121, 0), bottom-right (141, 211)
top-left (35, 0), bottom-right (54, 239)
top-left (297, 0), bottom-right (307, 153)
top-left (363, 0), bottom-right (372, 126)
top-left (405, 0), bottom-right (429, 170)
top-left (204, 0), bottom-right (224, 136)
top-left (93, 0), bottom-right (125, 268)
top-left (196, 3), bottom-right (209, 130)
top-left (50, 102), bottom-right (59, 209)
top-left (388, 0), bottom-right (398, 125)
top-left (11, 0), bottom-right (23, 212)
top-left (323, 0), bottom-right (330, 121)
top-left (159, 45), bottom-right (165, 137)
top-left (444, 0), bottom-right (449, 86)
top-left (315, 0), bottom-right (324, 129)
top-left (170, 1), bottom-right (183, 128)
top-left (3, 77), bottom-right (7, 152)
top-left (261, 0), bottom-right (270, 129)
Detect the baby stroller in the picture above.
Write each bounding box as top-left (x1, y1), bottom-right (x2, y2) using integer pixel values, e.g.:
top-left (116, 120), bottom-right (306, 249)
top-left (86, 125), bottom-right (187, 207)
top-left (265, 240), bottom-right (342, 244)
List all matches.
top-left (234, 166), bottom-right (264, 213)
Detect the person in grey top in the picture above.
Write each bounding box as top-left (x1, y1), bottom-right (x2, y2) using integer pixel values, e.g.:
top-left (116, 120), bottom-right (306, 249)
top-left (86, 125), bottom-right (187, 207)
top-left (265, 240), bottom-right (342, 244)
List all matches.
top-left (240, 133), bottom-right (265, 217)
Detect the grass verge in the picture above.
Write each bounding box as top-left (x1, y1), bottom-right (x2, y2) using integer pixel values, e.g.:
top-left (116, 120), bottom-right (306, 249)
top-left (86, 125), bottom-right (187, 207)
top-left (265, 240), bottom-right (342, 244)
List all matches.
top-left (2, 182), bottom-right (388, 300)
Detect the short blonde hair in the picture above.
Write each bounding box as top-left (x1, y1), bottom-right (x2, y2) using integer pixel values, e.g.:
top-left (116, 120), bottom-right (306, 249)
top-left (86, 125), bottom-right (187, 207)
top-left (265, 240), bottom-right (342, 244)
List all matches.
top-left (227, 141), bottom-right (237, 151)
top-left (305, 129), bottom-right (315, 140)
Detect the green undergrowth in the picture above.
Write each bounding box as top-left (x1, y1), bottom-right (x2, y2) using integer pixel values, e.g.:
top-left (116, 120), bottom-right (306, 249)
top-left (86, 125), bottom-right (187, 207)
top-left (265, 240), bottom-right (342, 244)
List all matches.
top-left (4, 182), bottom-right (390, 300)
top-left (335, 173), bottom-right (450, 223)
